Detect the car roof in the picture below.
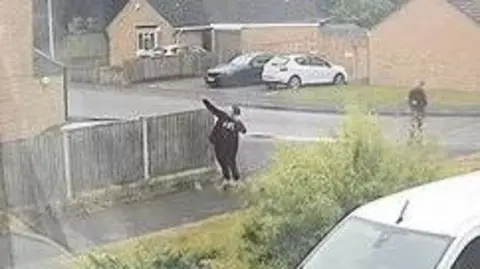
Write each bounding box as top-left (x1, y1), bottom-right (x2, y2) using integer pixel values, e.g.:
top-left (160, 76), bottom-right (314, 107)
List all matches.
top-left (352, 171), bottom-right (480, 237)
top-left (243, 52), bottom-right (271, 57)
top-left (278, 53), bottom-right (307, 58)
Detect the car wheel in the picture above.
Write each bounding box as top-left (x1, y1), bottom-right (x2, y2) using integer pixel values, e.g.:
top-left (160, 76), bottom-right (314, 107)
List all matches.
top-left (208, 82), bottom-right (221, 89)
top-left (333, 74), bottom-right (346, 85)
top-left (288, 76), bottom-right (302, 90)
top-left (266, 83), bottom-right (278, 90)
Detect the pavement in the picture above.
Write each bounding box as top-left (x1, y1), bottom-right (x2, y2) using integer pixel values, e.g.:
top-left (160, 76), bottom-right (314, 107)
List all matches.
top-left (70, 78), bottom-right (480, 117)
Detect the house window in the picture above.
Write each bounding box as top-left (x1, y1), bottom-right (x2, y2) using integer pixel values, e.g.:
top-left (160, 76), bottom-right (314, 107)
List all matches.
top-left (136, 25), bottom-right (159, 51)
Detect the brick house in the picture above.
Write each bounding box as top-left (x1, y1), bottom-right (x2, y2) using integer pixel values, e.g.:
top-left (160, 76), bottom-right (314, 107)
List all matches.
top-left (106, 0), bottom-right (210, 66)
top-left (0, 0), bottom-right (64, 142)
top-left (369, 0), bottom-right (480, 90)
top-left (204, 0), bottom-right (324, 63)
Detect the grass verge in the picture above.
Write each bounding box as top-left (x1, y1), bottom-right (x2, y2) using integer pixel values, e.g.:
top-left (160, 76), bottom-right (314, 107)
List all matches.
top-left (273, 85), bottom-right (480, 109)
top-left (70, 212), bottom-right (246, 269)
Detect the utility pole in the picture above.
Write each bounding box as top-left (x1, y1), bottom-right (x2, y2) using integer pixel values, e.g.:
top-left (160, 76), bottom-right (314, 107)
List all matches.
top-left (47, 0), bottom-right (55, 59)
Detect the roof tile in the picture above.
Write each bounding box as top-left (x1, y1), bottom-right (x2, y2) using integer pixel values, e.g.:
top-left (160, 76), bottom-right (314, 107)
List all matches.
top-left (447, 0), bottom-right (480, 24)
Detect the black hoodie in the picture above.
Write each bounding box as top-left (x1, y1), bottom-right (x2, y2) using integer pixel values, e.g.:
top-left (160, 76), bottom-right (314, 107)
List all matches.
top-left (202, 99), bottom-right (246, 155)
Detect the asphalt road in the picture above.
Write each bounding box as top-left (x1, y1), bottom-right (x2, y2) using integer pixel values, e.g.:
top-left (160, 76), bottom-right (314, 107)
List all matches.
top-left (69, 84), bottom-right (480, 153)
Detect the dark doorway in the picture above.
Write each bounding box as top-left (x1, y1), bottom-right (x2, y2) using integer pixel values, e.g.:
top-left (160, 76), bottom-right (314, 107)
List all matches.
top-left (202, 29), bottom-right (212, 52)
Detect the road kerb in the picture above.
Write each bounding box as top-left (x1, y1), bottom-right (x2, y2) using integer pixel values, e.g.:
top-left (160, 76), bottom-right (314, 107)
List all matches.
top-left (246, 133), bottom-right (336, 142)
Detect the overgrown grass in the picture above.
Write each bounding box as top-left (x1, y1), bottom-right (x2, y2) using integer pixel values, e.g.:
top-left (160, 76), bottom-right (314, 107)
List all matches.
top-left (274, 85), bottom-right (480, 108)
top-left (70, 212), bottom-right (247, 269)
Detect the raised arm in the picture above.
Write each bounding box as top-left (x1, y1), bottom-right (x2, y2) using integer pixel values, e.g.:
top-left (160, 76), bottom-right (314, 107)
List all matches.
top-left (236, 120), bottom-right (247, 134)
top-left (202, 99), bottom-right (228, 119)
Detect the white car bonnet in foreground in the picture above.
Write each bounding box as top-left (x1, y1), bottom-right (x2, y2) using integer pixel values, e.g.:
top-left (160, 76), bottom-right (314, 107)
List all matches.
top-left (352, 170), bottom-right (480, 237)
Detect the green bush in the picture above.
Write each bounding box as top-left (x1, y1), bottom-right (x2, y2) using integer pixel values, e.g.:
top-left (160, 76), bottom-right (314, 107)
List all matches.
top-left (240, 104), bottom-right (454, 269)
top-left (73, 248), bottom-right (217, 269)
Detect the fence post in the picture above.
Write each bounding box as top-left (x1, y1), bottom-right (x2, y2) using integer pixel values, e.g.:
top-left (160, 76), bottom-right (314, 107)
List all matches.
top-left (63, 67), bottom-right (69, 122)
top-left (142, 117), bottom-right (150, 180)
top-left (63, 131), bottom-right (74, 200)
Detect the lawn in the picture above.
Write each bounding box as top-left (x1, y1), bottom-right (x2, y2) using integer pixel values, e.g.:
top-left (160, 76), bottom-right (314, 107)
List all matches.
top-left (65, 153), bottom-right (480, 269)
top-left (69, 212), bottom-right (246, 269)
top-left (273, 85), bottom-right (480, 108)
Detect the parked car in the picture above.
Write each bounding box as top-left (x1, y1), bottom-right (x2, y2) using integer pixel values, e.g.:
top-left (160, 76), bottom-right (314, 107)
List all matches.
top-left (262, 54), bottom-right (348, 90)
top-left (136, 47), bottom-right (164, 58)
top-left (162, 44), bottom-right (206, 57)
top-left (136, 44), bottom-right (206, 59)
top-left (297, 170), bottom-right (480, 269)
top-left (205, 52), bottom-right (274, 88)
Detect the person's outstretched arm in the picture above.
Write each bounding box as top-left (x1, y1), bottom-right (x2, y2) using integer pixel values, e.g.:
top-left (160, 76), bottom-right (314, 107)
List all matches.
top-left (236, 120), bottom-right (247, 134)
top-left (202, 99), bottom-right (228, 119)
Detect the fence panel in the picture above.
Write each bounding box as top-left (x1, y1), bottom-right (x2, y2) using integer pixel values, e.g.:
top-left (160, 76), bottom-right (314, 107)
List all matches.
top-left (1, 131), bottom-right (66, 208)
top-left (148, 109), bottom-right (214, 177)
top-left (69, 53), bottom-right (216, 85)
top-left (67, 120), bottom-right (143, 195)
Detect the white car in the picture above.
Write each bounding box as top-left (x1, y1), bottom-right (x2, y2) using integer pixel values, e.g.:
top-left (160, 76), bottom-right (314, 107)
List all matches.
top-left (297, 170), bottom-right (480, 269)
top-left (261, 54), bottom-right (348, 90)
top-left (163, 44), bottom-right (207, 57)
top-left (136, 44), bottom-right (206, 59)
top-left (136, 47), bottom-right (164, 58)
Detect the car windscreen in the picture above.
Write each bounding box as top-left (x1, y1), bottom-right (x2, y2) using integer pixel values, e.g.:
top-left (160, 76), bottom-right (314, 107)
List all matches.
top-left (229, 54), bottom-right (254, 66)
top-left (300, 216), bottom-right (453, 269)
top-left (268, 56), bottom-right (290, 66)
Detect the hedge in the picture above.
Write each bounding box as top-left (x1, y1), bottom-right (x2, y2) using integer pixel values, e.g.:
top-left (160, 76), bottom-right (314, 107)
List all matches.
top-left (239, 104), bottom-right (462, 269)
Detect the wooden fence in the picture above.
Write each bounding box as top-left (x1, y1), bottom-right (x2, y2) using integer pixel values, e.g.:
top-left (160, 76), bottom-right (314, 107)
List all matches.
top-left (68, 52), bottom-right (217, 85)
top-left (0, 109), bottom-right (214, 208)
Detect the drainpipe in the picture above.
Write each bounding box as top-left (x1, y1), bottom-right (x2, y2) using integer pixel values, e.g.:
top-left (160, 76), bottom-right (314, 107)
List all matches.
top-left (366, 31), bottom-right (372, 85)
top-left (47, 0), bottom-right (55, 59)
top-left (211, 28), bottom-right (216, 53)
top-left (63, 67), bottom-right (68, 121)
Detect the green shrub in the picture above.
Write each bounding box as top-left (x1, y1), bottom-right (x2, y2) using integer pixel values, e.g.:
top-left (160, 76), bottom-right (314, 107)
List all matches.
top-left (240, 104), bottom-right (455, 269)
top-left (73, 248), bottom-right (217, 269)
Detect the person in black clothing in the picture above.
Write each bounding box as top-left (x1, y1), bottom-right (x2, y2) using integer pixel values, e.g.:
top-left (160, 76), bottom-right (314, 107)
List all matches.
top-left (202, 98), bottom-right (247, 188)
top-left (408, 81), bottom-right (428, 139)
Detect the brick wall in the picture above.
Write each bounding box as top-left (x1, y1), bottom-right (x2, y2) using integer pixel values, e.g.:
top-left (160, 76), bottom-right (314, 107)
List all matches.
top-left (214, 29), bottom-right (242, 63)
top-left (176, 31), bottom-right (203, 47)
top-left (241, 26), bottom-right (319, 53)
top-left (0, 0), bottom-right (64, 142)
top-left (107, 0), bottom-right (176, 66)
top-left (370, 0), bottom-right (480, 90)
top-left (317, 32), bottom-right (369, 81)
top-left (240, 25), bottom-right (369, 81)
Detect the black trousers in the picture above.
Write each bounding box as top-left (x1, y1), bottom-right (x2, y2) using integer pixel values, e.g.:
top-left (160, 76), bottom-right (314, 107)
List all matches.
top-left (214, 144), bottom-right (240, 181)
top-left (409, 108), bottom-right (425, 140)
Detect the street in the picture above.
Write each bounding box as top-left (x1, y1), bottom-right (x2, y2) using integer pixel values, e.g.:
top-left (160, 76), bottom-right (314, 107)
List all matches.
top-left (69, 84), bottom-right (480, 154)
